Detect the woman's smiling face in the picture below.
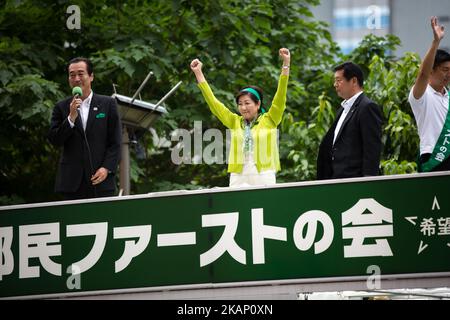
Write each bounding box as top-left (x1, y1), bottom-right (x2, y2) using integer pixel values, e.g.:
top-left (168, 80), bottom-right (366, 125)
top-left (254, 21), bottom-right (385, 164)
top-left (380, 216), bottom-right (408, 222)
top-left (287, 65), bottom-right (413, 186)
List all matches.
top-left (238, 93), bottom-right (260, 121)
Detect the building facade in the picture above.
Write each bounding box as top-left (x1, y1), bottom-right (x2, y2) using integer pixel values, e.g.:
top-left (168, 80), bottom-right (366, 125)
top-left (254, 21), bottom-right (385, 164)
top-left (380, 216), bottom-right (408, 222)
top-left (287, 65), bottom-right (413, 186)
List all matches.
top-left (311, 0), bottom-right (450, 57)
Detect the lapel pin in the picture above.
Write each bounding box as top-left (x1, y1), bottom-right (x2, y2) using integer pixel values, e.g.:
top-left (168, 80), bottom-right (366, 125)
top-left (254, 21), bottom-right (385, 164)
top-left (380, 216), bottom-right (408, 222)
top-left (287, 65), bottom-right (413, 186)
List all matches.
top-left (93, 107), bottom-right (98, 111)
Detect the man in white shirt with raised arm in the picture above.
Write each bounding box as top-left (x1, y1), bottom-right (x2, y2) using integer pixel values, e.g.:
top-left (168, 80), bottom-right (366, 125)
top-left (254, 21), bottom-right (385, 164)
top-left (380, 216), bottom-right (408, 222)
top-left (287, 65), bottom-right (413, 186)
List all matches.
top-left (409, 17), bottom-right (450, 172)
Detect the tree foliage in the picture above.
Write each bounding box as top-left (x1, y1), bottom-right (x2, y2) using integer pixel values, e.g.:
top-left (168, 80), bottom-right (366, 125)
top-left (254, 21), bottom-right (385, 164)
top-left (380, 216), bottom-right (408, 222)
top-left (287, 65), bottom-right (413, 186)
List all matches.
top-left (0, 0), bottom-right (422, 205)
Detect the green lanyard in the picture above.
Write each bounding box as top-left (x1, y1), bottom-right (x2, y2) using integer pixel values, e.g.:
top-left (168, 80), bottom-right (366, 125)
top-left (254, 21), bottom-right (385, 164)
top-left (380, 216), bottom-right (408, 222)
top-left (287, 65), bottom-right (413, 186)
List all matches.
top-left (420, 96), bottom-right (450, 172)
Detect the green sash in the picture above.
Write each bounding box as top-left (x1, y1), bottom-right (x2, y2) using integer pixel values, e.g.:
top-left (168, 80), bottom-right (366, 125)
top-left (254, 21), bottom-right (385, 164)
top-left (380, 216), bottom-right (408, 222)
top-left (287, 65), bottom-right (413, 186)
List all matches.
top-left (419, 97), bottom-right (450, 172)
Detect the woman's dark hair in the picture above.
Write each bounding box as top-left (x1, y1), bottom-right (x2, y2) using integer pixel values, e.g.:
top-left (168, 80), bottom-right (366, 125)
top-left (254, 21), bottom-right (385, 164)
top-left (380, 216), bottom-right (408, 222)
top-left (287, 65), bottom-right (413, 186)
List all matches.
top-left (235, 85), bottom-right (265, 113)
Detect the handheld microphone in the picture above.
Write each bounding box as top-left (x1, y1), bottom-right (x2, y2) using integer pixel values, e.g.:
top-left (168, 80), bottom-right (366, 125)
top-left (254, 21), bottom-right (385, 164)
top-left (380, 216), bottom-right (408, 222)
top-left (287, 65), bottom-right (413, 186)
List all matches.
top-left (72, 86), bottom-right (83, 98)
top-left (72, 87), bottom-right (83, 113)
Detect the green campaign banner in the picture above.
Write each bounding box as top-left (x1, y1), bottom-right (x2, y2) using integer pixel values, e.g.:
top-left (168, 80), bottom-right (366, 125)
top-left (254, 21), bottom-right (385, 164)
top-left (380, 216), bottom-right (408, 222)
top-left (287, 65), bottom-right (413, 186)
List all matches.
top-left (1, 173), bottom-right (450, 298)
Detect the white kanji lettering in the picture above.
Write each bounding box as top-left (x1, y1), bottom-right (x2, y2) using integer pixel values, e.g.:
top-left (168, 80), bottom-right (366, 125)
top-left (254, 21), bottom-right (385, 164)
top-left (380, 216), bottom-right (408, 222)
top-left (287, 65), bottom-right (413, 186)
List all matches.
top-left (0, 227), bottom-right (14, 281)
top-left (66, 222), bottom-right (107, 274)
top-left (437, 217), bottom-right (450, 236)
top-left (114, 225), bottom-right (152, 273)
top-left (200, 212), bottom-right (246, 267)
top-left (19, 223), bottom-right (61, 279)
top-left (420, 218), bottom-right (436, 236)
top-left (252, 208), bottom-right (287, 264)
top-left (443, 136), bottom-right (450, 146)
top-left (293, 210), bottom-right (334, 254)
top-left (440, 146), bottom-right (447, 153)
top-left (342, 199), bottom-right (393, 258)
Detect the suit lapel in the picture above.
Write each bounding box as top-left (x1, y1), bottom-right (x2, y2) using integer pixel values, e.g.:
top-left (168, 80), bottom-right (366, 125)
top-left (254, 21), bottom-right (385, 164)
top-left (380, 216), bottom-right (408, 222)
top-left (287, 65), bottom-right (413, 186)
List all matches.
top-left (85, 93), bottom-right (98, 134)
top-left (75, 115), bottom-right (84, 132)
top-left (321, 106), bottom-right (343, 150)
top-left (334, 93), bottom-right (364, 144)
top-left (326, 107), bottom-right (343, 142)
top-left (332, 107), bottom-right (344, 130)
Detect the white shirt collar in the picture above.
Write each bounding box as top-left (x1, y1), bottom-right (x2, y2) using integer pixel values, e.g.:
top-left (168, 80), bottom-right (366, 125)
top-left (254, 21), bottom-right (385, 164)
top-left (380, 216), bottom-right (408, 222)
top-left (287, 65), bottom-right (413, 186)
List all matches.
top-left (341, 91), bottom-right (363, 110)
top-left (83, 90), bottom-right (93, 106)
top-left (428, 84), bottom-right (448, 97)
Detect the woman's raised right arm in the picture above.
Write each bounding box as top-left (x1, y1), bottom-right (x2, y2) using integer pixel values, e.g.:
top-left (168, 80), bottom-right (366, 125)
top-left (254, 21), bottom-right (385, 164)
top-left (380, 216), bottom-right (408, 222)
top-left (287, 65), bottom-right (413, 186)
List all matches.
top-left (190, 58), bottom-right (206, 83)
top-left (190, 58), bottom-right (238, 128)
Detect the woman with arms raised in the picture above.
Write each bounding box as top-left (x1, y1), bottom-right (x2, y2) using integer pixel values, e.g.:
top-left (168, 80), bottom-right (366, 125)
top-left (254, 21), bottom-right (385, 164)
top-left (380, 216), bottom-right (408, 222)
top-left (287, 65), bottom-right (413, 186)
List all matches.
top-left (190, 48), bottom-right (290, 187)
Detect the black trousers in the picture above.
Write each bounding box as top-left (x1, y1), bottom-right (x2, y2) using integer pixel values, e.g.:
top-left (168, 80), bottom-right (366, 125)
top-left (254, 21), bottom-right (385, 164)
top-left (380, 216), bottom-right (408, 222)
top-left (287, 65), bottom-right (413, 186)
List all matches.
top-left (62, 175), bottom-right (115, 200)
top-left (420, 153), bottom-right (450, 171)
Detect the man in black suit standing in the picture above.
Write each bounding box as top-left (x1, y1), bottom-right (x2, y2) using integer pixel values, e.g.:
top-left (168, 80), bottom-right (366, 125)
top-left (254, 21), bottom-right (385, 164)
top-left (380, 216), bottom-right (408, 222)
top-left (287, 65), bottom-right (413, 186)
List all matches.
top-left (48, 57), bottom-right (121, 200)
top-left (317, 62), bottom-right (383, 180)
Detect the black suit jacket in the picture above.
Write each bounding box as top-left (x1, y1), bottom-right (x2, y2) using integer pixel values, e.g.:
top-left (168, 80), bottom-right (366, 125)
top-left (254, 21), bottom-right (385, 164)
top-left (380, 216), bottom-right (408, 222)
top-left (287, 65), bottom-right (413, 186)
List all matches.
top-left (317, 93), bottom-right (383, 180)
top-left (48, 93), bottom-right (122, 193)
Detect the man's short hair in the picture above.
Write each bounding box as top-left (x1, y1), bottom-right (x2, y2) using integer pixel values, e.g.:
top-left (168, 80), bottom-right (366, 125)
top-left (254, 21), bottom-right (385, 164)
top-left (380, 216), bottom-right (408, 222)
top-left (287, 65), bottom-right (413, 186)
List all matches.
top-left (433, 49), bottom-right (450, 69)
top-left (334, 61), bottom-right (364, 87)
top-left (67, 57), bottom-right (94, 75)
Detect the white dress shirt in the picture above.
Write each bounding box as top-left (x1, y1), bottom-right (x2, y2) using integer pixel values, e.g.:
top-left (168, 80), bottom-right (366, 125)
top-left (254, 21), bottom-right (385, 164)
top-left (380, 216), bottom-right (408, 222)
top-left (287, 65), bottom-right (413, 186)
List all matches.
top-left (333, 91), bottom-right (363, 145)
top-left (408, 85), bottom-right (449, 155)
top-left (68, 90), bottom-right (93, 130)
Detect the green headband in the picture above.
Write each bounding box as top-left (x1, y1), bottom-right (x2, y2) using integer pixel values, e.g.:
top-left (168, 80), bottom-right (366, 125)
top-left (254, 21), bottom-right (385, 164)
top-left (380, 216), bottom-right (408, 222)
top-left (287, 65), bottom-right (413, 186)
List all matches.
top-left (241, 88), bottom-right (261, 101)
top-left (240, 87), bottom-right (266, 114)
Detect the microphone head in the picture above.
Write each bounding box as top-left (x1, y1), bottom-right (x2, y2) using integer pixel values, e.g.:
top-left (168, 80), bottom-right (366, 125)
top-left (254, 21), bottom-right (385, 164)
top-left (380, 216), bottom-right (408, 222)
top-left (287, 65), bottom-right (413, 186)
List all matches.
top-left (72, 86), bottom-right (83, 97)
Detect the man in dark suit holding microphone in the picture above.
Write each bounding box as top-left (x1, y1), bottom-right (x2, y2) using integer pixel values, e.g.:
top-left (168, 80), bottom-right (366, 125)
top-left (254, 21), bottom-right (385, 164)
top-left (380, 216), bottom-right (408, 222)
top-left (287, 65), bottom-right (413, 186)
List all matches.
top-left (317, 62), bottom-right (383, 180)
top-left (48, 57), bottom-right (121, 200)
